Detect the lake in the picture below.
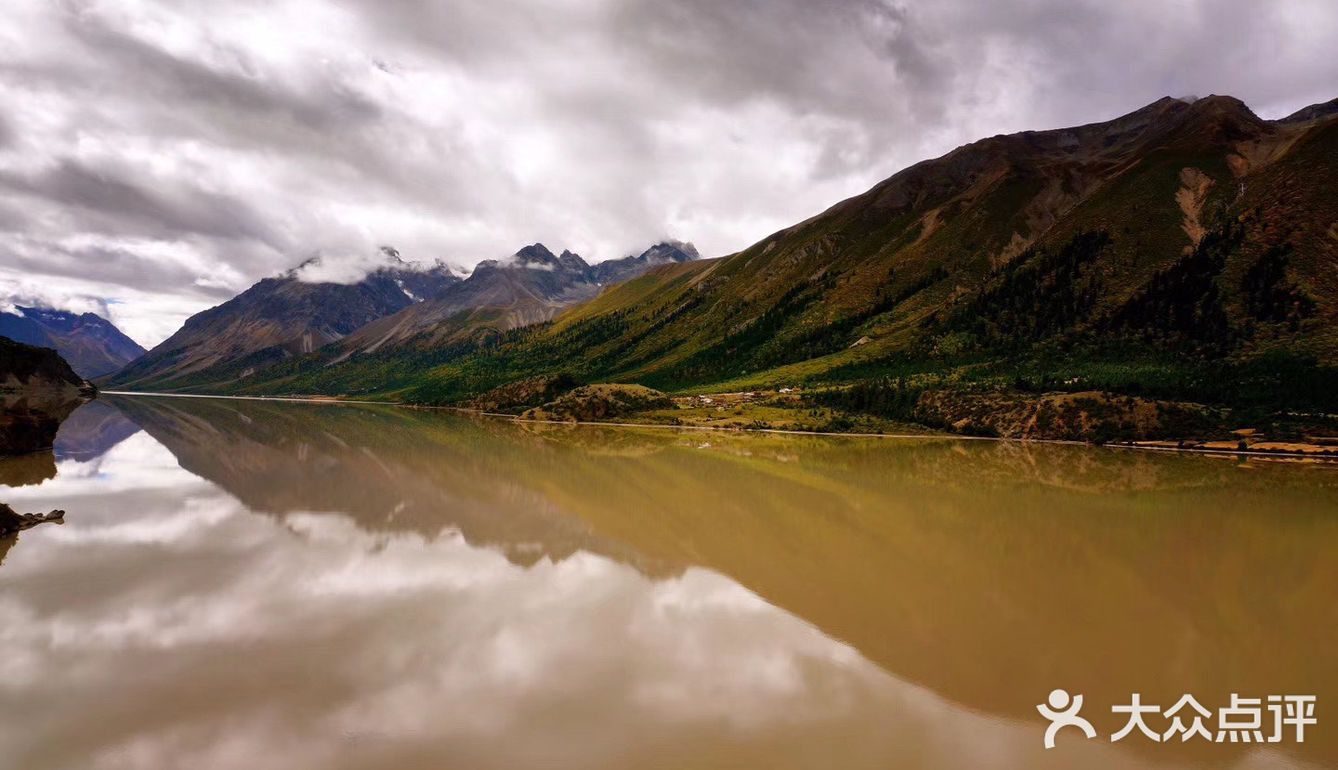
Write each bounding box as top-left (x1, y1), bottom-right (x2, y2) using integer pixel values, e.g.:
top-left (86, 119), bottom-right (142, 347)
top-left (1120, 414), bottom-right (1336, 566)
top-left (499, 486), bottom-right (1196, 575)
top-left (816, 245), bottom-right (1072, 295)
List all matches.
top-left (1, 395), bottom-right (1334, 769)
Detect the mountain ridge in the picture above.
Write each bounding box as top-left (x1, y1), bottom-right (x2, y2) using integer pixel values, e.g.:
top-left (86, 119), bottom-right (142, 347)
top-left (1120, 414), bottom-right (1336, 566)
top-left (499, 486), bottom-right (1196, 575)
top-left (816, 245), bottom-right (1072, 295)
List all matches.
top-left (335, 241), bottom-right (699, 359)
top-left (106, 241), bottom-right (699, 392)
top-left (0, 306), bottom-right (145, 379)
top-left (117, 94), bottom-right (1338, 441)
top-left (104, 257), bottom-right (463, 390)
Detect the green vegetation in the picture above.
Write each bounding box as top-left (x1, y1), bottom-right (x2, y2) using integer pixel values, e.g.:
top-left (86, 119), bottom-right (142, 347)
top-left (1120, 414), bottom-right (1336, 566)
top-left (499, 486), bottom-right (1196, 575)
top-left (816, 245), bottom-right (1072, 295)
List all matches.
top-left (1241, 243), bottom-right (1316, 326)
top-left (1101, 220), bottom-right (1240, 354)
top-left (932, 230), bottom-right (1111, 350)
top-left (469, 373), bottom-right (581, 414)
top-left (147, 97), bottom-right (1338, 444)
top-left (521, 384), bottom-right (674, 422)
top-left (806, 378), bottom-right (927, 424)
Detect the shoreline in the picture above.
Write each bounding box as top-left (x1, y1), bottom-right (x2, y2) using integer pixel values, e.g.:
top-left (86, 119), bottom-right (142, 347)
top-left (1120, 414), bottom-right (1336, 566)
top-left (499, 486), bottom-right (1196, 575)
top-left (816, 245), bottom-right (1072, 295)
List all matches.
top-left (100, 390), bottom-right (1338, 462)
top-left (100, 391), bottom-right (394, 406)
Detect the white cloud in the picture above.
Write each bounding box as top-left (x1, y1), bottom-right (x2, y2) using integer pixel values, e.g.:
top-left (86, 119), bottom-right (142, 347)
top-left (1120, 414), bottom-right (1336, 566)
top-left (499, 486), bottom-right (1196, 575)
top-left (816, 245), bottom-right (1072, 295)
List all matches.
top-left (289, 253), bottom-right (386, 285)
top-left (0, 279), bottom-right (110, 322)
top-left (0, 267), bottom-right (209, 348)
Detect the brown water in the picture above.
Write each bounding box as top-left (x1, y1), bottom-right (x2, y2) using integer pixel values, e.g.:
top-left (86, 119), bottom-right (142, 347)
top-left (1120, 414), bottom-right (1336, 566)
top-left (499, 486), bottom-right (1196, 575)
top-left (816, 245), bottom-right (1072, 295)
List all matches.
top-left (0, 395), bottom-right (1334, 770)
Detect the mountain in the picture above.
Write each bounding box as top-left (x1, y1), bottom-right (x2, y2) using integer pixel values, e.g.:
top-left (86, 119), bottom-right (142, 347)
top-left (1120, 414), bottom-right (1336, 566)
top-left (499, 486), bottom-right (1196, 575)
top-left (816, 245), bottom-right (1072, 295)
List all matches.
top-left (223, 95), bottom-right (1338, 421)
top-left (108, 243), bottom-right (696, 393)
top-left (438, 95), bottom-right (1333, 405)
top-left (589, 241), bottom-right (700, 285)
top-left (332, 242), bottom-right (698, 358)
top-left (0, 336), bottom-right (95, 455)
top-left (334, 244), bottom-right (601, 357)
top-left (104, 252), bottom-right (462, 390)
top-left (156, 95), bottom-right (1338, 439)
top-left (1278, 97), bottom-right (1338, 124)
top-left (0, 306), bottom-right (145, 379)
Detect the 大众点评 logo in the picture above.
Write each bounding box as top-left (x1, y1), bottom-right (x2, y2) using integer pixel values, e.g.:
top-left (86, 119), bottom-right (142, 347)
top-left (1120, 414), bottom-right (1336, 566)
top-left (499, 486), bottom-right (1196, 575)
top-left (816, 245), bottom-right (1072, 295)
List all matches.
top-left (1037, 690), bottom-right (1316, 749)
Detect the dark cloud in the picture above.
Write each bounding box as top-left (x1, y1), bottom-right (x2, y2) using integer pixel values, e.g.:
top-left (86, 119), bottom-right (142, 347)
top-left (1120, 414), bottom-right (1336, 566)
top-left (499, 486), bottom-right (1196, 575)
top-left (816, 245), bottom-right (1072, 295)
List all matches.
top-left (610, 0), bottom-right (943, 110)
top-left (0, 0), bottom-right (1334, 345)
top-left (62, 12), bottom-right (384, 136)
top-left (2, 237), bottom-right (238, 298)
top-left (0, 199), bottom-right (25, 232)
top-left (0, 159), bottom-right (283, 246)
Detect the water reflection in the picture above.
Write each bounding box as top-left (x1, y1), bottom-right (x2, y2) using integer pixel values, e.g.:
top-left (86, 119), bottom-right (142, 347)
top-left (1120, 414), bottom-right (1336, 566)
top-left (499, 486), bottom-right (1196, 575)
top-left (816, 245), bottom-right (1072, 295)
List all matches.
top-left (0, 395), bottom-right (1333, 769)
top-left (53, 399), bottom-right (142, 461)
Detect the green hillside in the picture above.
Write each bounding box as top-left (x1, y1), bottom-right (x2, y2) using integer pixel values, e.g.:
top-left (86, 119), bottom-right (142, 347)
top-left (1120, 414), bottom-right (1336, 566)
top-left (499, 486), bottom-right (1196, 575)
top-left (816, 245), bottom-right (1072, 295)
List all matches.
top-left (184, 95), bottom-right (1338, 440)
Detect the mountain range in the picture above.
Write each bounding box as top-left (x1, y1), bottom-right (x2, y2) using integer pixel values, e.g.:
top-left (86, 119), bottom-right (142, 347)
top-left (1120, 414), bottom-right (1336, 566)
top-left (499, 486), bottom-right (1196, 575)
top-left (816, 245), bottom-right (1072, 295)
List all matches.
top-left (105, 242), bottom-right (697, 391)
top-left (106, 94), bottom-right (1338, 435)
top-left (331, 241), bottom-right (699, 358)
top-left (0, 306), bottom-right (145, 379)
top-left (105, 252), bottom-right (463, 390)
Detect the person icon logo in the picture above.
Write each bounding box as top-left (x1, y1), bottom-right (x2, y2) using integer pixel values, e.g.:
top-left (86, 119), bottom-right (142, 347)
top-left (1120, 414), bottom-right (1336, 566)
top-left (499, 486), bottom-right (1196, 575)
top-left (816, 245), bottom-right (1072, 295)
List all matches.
top-left (1037, 689), bottom-right (1097, 749)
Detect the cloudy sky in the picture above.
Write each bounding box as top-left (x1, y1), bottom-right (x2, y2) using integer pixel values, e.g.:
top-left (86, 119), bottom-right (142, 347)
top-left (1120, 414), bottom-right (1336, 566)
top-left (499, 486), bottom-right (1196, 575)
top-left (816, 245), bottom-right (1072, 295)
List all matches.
top-left (1, 0), bottom-right (1335, 346)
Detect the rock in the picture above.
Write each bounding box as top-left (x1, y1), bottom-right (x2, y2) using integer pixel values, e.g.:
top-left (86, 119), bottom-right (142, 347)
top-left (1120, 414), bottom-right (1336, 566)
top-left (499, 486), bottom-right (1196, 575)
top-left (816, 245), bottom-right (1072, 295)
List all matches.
top-left (0, 503), bottom-right (66, 534)
top-left (1, 336), bottom-right (95, 456)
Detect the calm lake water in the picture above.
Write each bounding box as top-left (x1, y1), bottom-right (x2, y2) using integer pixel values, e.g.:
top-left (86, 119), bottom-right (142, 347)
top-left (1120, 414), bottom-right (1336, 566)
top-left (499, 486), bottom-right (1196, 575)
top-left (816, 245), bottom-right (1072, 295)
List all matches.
top-left (1, 395), bottom-right (1334, 770)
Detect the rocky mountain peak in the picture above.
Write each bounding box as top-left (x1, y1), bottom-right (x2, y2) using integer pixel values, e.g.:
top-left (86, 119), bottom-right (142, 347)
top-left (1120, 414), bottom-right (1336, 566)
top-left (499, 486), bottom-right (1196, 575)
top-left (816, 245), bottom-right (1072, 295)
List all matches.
top-left (587, 241), bottom-right (699, 285)
top-left (558, 249), bottom-right (591, 273)
top-left (514, 243), bottom-right (558, 264)
top-left (640, 241), bottom-right (699, 262)
top-left (473, 244), bottom-right (591, 275)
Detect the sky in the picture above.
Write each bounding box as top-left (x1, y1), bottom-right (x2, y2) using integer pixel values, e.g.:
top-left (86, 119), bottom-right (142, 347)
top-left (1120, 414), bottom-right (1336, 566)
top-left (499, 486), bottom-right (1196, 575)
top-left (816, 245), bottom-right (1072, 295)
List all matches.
top-left (1, 0), bottom-right (1335, 347)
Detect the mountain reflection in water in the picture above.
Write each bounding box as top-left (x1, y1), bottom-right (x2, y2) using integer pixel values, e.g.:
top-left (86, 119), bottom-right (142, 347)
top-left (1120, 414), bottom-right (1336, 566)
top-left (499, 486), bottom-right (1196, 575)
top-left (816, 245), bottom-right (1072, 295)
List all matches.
top-left (0, 395), bottom-right (1334, 770)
